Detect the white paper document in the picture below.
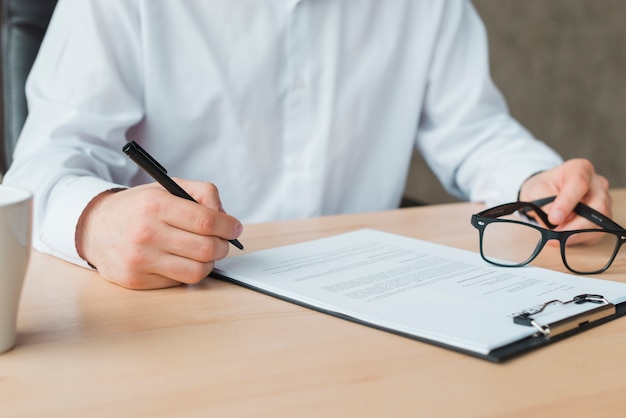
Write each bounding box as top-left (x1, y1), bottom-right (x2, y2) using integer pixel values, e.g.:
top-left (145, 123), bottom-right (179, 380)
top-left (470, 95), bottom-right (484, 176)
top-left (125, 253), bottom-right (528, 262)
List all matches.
top-left (214, 229), bottom-right (626, 357)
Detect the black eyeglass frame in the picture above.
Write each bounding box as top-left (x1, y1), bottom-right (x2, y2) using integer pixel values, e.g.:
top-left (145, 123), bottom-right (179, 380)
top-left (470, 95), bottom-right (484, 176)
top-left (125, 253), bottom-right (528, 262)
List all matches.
top-left (471, 196), bottom-right (626, 274)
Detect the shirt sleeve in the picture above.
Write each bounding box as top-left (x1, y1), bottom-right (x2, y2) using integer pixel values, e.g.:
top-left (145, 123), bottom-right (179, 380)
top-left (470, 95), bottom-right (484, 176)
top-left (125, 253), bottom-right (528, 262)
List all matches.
top-left (416, 0), bottom-right (563, 205)
top-left (2, 0), bottom-right (144, 267)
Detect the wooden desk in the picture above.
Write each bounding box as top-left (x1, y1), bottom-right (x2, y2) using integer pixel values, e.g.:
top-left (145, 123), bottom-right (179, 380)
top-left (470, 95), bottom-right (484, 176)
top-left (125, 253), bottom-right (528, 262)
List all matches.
top-left (2, 190), bottom-right (626, 417)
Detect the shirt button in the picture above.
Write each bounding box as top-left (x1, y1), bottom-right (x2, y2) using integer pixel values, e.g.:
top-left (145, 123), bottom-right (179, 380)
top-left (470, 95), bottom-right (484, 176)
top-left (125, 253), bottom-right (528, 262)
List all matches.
top-left (294, 76), bottom-right (307, 89)
top-left (291, 157), bottom-right (304, 169)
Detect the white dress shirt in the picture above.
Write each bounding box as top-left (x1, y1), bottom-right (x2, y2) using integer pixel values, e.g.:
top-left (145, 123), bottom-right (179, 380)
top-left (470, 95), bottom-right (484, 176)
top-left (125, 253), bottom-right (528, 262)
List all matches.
top-left (4, 0), bottom-right (562, 268)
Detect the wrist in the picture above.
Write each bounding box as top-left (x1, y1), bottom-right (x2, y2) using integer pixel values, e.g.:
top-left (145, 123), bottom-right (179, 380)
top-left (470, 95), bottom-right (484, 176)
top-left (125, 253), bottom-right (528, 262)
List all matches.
top-left (75, 188), bottom-right (126, 269)
top-left (517, 171), bottom-right (545, 202)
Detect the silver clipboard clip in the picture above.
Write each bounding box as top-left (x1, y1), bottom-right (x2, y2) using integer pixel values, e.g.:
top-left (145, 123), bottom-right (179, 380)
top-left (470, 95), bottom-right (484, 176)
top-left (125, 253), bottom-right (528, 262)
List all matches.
top-left (513, 294), bottom-right (616, 338)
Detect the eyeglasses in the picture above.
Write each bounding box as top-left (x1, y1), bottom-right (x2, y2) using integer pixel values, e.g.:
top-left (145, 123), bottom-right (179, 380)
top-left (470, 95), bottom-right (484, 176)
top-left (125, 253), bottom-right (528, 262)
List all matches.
top-left (471, 196), bottom-right (626, 274)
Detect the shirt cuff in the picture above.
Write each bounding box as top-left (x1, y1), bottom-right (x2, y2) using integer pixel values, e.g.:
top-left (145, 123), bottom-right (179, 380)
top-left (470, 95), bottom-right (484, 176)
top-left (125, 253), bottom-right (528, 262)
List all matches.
top-left (35, 176), bottom-right (124, 268)
top-left (470, 158), bottom-right (562, 207)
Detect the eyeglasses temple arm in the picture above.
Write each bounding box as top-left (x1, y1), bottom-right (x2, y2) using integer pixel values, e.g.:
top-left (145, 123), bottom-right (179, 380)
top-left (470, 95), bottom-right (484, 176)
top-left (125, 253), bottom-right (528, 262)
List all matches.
top-left (531, 195), bottom-right (624, 231)
top-left (479, 201), bottom-right (557, 229)
top-left (572, 202), bottom-right (625, 230)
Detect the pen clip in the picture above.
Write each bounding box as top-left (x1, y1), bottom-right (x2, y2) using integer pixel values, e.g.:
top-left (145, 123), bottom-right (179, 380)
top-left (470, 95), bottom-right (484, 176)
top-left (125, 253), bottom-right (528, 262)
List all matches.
top-left (124, 140), bottom-right (167, 174)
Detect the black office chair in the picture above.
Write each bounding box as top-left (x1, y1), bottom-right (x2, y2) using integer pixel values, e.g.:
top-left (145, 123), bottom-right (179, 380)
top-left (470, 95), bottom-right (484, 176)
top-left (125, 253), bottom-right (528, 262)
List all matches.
top-left (1, 0), bottom-right (57, 174)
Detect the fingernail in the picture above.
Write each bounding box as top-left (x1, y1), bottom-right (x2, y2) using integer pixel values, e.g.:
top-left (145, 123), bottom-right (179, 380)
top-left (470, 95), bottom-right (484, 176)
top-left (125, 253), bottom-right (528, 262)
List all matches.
top-left (235, 223), bottom-right (243, 237)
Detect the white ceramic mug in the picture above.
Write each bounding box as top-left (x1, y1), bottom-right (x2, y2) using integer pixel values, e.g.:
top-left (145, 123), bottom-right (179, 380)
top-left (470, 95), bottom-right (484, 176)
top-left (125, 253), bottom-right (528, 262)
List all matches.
top-left (0, 185), bottom-right (32, 354)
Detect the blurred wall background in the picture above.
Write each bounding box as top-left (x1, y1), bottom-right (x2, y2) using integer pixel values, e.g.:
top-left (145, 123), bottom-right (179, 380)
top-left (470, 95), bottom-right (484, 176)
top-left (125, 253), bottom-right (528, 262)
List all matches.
top-left (405, 0), bottom-right (626, 204)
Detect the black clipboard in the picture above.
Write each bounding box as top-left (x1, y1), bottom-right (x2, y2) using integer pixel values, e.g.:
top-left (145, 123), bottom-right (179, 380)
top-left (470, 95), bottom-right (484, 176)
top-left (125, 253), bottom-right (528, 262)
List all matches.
top-left (212, 271), bottom-right (626, 363)
top-left (211, 229), bottom-right (626, 363)
top-left (488, 294), bottom-right (626, 362)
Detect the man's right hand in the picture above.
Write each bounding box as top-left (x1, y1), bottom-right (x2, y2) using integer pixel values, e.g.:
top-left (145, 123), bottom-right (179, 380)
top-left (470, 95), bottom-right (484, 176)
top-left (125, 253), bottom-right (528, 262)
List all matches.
top-left (75, 179), bottom-right (243, 290)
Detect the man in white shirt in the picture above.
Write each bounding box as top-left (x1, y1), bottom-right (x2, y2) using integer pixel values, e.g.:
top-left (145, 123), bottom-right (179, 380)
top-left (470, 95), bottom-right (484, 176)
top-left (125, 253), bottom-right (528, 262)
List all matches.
top-left (3, 0), bottom-right (610, 289)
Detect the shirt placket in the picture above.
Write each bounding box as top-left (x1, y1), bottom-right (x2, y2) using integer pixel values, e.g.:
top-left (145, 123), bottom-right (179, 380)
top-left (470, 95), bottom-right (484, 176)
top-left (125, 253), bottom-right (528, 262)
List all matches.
top-left (281, 0), bottom-right (320, 219)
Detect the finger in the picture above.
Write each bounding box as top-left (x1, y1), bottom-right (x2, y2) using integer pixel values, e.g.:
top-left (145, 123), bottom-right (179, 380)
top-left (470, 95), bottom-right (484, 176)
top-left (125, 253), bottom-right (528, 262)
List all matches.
top-left (174, 178), bottom-right (223, 211)
top-left (110, 273), bottom-right (184, 290)
top-left (120, 208), bottom-right (227, 283)
top-left (134, 184), bottom-right (242, 240)
top-left (555, 185), bottom-right (612, 233)
top-left (556, 215), bottom-right (600, 232)
top-left (159, 226), bottom-right (231, 263)
top-left (583, 174), bottom-right (613, 216)
top-left (548, 165), bottom-right (594, 225)
top-left (119, 243), bottom-right (216, 286)
top-left (160, 196), bottom-right (243, 241)
top-left (95, 245), bottom-right (187, 289)
top-left (146, 255), bottom-right (215, 285)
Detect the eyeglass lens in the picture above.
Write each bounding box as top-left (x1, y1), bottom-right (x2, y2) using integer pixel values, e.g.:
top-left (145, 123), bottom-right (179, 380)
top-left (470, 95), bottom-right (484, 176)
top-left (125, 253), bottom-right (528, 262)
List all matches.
top-left (481, 221), bottom-right (621, 273)
top-left (481, 221), bottom-right (542, 266)
top-left (562, 232), bottom-right (619, 273)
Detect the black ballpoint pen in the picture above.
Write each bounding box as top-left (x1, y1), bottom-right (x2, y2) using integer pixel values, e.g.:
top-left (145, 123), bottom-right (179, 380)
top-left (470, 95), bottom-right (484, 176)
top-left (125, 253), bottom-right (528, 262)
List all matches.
top-left (122, 140), bottom-right (244, 250)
